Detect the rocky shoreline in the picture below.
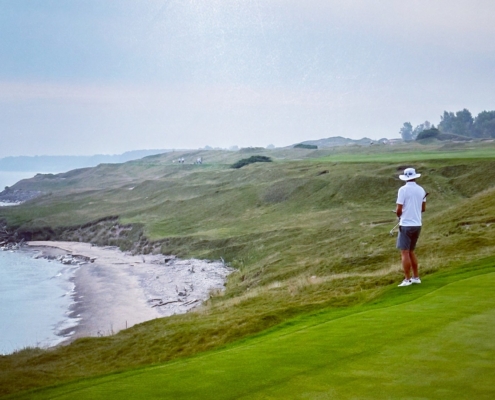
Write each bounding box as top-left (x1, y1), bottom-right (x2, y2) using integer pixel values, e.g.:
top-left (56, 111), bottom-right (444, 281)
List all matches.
top-left (1, 242), bottom-right (22, 251)
top-left (0, 188), bottom-right (43, 204)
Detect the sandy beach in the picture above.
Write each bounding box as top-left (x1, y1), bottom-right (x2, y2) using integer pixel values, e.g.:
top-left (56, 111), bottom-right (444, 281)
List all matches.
top-left (26, 241), bottom-right (233, 342)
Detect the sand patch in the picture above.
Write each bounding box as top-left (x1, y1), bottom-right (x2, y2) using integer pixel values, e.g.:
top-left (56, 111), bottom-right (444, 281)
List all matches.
top-left (26, 241), bottom-right (233, 341)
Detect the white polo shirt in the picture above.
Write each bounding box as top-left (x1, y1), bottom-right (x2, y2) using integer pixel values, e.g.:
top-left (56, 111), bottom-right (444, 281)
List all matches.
top-left (397, 181), bottom-right (426, 226)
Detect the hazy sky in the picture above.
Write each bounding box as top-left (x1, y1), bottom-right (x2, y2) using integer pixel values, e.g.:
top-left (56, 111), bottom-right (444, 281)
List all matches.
top-left (1, 0), bottom-right (494, 157)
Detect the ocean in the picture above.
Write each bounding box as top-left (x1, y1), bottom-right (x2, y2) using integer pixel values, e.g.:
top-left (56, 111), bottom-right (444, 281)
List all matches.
top-left (0, 170), bottom-right (79, 354)
top-left (0, 250), bottom-right (78, 355)
top-left (0, 171), bottom-right (40, 190)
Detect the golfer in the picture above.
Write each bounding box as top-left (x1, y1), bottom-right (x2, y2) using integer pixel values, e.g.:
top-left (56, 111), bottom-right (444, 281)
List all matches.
top-left (396, 167), bottom-right (427, 287)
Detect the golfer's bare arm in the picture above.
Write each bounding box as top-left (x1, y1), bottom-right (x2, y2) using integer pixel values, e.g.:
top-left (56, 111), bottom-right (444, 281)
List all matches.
top-left (396, 204), bottom-right (403, 218)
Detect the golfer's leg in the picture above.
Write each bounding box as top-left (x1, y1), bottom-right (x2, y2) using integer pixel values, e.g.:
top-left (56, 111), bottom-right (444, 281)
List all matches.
top-left (410, 251), bottom-right (419, 278)
top-left (401, 250), bottom-right (412, 280)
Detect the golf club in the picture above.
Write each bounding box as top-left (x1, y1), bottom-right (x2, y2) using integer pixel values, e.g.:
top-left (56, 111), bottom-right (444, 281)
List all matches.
top-left (389, 220), bottom-right (400, 236)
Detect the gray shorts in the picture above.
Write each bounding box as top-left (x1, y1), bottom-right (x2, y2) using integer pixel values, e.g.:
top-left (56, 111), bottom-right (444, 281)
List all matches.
top-left (396, 226), bottom-right (421, 251)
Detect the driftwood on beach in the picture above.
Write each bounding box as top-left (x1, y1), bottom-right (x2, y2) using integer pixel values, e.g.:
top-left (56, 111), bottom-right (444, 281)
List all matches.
top-left (0, 225), bottom-right (11, 241)
top-left (0, 237), bottom-right (24, 251)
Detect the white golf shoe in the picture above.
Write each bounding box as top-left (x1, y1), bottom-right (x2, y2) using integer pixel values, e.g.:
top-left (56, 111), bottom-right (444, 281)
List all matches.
top-left (398, 279), bottom-right (412, 287)
top-left (410, 277), bottom-right (421, 284)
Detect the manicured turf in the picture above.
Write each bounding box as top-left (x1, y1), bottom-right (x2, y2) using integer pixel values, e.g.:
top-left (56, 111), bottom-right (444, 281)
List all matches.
top-left (13, 260), bottom-right (495, 400)
top-left (318, 147), bottom-right (495, 163)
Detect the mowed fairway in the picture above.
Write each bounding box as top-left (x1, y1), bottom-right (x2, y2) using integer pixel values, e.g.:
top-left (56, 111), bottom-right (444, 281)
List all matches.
top-left (15, 260), bottom-right (495, 400)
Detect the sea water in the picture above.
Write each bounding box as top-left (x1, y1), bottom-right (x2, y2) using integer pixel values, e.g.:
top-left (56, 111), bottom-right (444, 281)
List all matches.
top-left (0, 171), bottom-right (39, 206)
top-left (0, 250), bottom-right (78, 355)
top-left (0, 171), bottom-right (40, 190)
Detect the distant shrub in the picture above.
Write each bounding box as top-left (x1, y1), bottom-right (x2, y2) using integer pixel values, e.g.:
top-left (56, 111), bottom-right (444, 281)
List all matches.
top-left (239, 147), bottom-right (266, 153)
top-left (231, 155), bottom-right (272, 169)
top-left (416, 128), bottom-right (440, 140)
top-left (294, 144), bottom-right (318, 149)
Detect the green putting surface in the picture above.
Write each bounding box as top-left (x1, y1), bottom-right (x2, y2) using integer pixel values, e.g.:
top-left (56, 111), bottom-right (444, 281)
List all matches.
top-left (14, 269), bottom-right (495, 400)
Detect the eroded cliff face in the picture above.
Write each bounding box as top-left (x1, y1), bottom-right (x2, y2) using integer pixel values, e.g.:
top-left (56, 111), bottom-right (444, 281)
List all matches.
top-left (1, 217), bottom-right (148, 253)
top-left (0, 187), bottom-right (43, 204)
top-left (2, 214), bottom-right (211, 260)
top-left (47, 217), bottom-right (143, 250)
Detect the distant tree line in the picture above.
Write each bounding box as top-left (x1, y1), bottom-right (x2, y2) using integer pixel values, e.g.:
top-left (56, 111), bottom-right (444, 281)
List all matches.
top-left (399, 109), bottom-right (495, 141)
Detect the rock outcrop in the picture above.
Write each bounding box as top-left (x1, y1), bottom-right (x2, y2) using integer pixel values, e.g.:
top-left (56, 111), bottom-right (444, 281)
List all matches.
top-left (0, 187), bottom-right (43, 204)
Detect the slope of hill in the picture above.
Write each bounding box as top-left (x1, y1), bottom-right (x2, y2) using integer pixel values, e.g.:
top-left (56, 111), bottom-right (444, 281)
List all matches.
top-left (0, 141), bottom-right (494, 396)
top-left (296, 136), bottom-right (376, 148)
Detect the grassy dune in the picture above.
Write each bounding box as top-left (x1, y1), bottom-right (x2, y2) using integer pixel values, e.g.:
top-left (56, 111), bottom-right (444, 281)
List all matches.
top-left (1, 141), bottom-right (494, 397)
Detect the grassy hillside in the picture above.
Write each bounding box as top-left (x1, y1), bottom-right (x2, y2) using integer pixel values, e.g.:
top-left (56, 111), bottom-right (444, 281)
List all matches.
top-left (7, 257), bottom-right (495, 399)
top-left (1, 141), bottom-right (495, 396)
